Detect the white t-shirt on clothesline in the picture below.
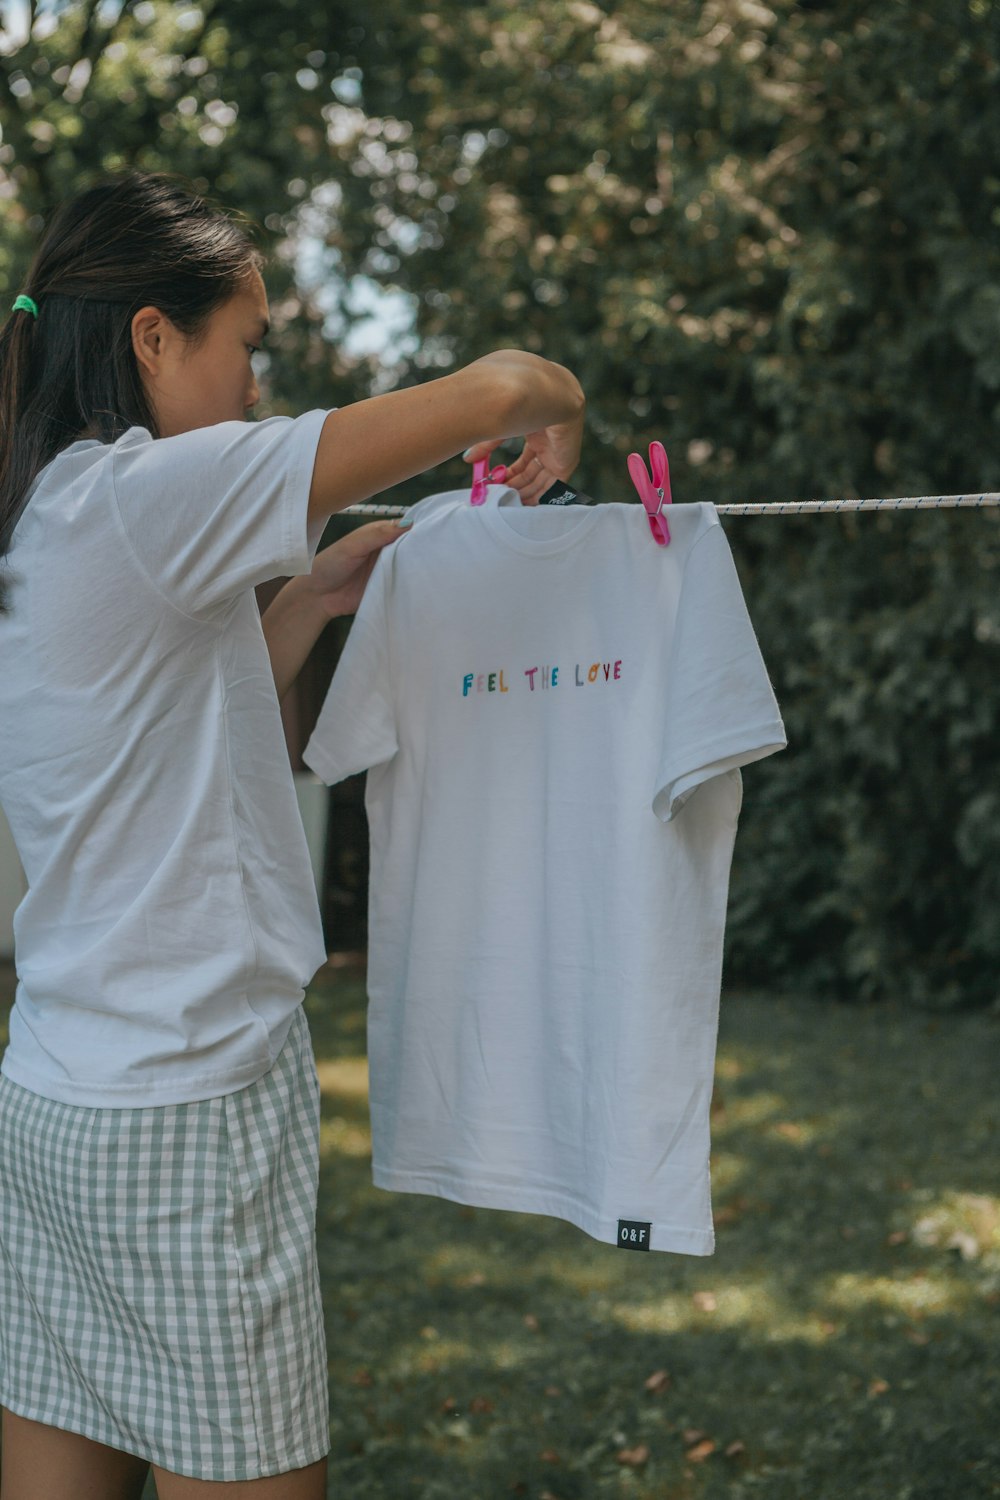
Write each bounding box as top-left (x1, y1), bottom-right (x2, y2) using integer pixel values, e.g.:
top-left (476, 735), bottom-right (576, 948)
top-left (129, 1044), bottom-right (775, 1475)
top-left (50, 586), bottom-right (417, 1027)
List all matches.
top-left (304, 497), bottom-right (786, 1254)
top-left (0, 412), bottom-right (330, 1106)
top-left (402, 481), bottom-right (523, 526)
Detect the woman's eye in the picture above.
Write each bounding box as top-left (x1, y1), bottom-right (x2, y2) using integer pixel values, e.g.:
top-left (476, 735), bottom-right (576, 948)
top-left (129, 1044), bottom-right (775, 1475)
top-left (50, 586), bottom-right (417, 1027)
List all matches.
top-left (248, 344), bottom-right (260, 355)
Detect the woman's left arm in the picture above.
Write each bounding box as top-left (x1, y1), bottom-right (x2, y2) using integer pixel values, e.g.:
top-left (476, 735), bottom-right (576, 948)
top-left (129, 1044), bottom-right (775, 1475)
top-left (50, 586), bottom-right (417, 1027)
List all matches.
top-left (261, 520), bottom-right (405, 702)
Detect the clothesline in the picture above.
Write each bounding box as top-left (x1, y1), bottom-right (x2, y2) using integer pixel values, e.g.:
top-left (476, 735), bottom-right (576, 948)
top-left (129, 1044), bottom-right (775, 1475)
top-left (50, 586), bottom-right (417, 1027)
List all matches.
top-left (340, 492), bottom-right (1000, 518)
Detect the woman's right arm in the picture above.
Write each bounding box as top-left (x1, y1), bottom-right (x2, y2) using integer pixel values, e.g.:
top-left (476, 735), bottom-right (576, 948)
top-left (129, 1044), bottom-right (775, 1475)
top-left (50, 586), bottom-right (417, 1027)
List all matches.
top-left (306, 350), bottom-right (585, 526)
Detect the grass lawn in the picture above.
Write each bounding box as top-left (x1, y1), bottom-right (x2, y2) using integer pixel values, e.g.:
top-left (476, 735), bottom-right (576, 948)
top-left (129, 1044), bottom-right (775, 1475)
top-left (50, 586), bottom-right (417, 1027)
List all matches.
top-left (2, 963), bottom-right (998, 1498)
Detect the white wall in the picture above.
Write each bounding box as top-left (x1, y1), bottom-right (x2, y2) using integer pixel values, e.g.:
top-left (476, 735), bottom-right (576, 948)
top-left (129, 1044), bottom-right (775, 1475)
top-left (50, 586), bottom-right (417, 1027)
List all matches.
top-left (0, 775), bottom-right (329, 963)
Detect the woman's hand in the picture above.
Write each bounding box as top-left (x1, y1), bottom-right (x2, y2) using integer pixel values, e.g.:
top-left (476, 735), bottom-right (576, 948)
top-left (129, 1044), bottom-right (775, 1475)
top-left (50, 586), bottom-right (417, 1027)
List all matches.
top-left (307, 520), bottom-right (406, 619)
top-left (262, 520), bottom-right (406, 700)
top-left (463, 402), bottom-right (585, 506)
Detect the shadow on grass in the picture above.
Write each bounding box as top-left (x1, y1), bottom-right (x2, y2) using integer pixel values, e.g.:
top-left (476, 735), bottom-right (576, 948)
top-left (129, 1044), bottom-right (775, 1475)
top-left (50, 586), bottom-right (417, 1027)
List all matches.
top-left (304, 971), bottom-right (1000, 1500)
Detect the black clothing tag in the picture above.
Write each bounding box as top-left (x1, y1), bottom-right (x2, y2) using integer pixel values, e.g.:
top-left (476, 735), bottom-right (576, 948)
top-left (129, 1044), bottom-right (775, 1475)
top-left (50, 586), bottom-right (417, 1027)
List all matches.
top-left (538, 479), bottom-right (596, 506)
top-left (617, 1219), bottom-right (652, 1251)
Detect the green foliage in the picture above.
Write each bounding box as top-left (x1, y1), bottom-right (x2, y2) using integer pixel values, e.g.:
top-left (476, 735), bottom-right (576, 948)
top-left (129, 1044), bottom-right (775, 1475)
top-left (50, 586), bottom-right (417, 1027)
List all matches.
top-left (2, 1), bottom-right (999, 1004)
top-left (726, 506), bottom-right (1000, 1008)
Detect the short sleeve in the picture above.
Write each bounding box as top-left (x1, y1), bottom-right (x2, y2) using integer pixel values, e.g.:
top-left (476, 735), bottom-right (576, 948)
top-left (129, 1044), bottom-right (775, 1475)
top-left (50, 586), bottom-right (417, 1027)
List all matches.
top-left (653, 519), bottom-right (786, 822)
top-left (112, 409), bottom-right (330, 619)
top-left (302, 545), bottom-right (399, 785)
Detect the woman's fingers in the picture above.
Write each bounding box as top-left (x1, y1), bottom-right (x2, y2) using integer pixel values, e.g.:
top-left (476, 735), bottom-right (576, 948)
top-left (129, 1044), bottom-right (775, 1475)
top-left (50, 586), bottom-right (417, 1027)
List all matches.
top-left (505, 446), bottom-right (553, 505)
top-left (313, 521), bottom-right (403, 590)
top-left (463, 438), bottom-right (508, 465)
top-left (463, 390), bottom-right (583, 489)
top-left (346, 519), bottom-right (409, 557)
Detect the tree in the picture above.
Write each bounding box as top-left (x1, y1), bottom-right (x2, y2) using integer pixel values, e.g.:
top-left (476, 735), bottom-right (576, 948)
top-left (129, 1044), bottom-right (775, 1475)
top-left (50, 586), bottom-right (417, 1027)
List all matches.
top-left (3, 0), bottom-right (999, 1003)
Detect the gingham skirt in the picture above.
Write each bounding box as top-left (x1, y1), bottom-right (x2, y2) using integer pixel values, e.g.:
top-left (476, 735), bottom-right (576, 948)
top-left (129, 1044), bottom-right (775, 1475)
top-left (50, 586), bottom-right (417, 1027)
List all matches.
top-left (0, 1002), bottom-right (329, 1482)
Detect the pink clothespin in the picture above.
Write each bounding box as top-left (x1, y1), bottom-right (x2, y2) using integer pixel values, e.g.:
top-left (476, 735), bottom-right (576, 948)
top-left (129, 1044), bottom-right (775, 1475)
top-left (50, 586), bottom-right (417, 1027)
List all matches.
top-left (627, 441), bottom-right (671, 545)
top-left (470, 451), bottom-right (508, 505)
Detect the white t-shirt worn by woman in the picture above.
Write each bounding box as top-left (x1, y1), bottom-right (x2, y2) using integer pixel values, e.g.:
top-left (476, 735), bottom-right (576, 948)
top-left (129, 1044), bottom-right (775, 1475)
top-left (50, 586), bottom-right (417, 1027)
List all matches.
top-left (0, 411), bottom-right (331, 1106)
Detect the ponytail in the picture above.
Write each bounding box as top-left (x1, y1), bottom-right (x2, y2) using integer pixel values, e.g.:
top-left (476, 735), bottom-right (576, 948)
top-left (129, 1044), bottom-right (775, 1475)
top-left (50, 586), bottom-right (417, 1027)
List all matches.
top-left (0, 295), bottom-right (45, 585)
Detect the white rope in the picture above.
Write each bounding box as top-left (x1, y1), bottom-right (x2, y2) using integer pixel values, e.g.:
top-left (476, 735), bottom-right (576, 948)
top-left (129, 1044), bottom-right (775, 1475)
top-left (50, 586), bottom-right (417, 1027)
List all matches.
top-left (341, 493), bottom-right (1000, 519)
top-left (715, 492), bottom-right (1000, 516)
top-left (341, 503), bottom-right (416, 517)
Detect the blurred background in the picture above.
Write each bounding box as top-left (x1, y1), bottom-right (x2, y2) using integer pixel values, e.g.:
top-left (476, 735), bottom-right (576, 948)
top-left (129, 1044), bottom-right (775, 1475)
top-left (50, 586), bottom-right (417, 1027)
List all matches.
top-left (1, 0), bottom-right (999, 1006)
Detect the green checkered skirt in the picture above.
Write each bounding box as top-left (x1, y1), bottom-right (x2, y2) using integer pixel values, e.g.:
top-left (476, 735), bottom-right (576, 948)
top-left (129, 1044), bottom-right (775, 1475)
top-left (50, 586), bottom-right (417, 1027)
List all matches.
top-left (0, 1003), bottom-right (329, 1482)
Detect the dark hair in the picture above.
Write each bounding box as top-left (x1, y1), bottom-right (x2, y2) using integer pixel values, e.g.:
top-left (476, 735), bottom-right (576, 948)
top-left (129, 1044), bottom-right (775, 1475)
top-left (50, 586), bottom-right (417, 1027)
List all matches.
top-left (0, 169), bottom-right (265, 613)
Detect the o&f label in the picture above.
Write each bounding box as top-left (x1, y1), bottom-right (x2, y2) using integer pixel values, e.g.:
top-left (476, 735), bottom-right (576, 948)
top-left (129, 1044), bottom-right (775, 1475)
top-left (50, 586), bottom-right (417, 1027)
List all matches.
top-left (617, 1219), bottom-right (652, 1252)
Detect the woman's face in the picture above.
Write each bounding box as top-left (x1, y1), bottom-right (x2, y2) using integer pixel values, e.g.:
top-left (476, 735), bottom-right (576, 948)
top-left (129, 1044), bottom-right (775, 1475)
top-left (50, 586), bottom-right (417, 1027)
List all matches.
top-left (132, 268), bottom-right (270, 436)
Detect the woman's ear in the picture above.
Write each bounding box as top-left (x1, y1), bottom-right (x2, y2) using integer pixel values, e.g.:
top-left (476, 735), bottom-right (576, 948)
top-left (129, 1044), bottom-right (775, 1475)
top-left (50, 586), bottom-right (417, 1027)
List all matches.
top-left (130, 305), bottom-right (171, 380)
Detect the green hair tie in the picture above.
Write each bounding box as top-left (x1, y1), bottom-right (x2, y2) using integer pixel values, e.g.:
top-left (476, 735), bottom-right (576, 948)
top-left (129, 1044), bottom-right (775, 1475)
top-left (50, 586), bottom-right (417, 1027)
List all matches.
top-left (12, 294), bottom-right (39, 319)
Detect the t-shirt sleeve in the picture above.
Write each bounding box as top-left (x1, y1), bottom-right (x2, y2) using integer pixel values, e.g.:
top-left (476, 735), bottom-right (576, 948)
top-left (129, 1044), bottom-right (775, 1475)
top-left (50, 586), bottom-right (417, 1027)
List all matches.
top-left (111, 409), bottom-right (330, 619)
top-left (302, 545), bottom-right (399, 784)
top-left (653, 518), bottom-right (786, 822)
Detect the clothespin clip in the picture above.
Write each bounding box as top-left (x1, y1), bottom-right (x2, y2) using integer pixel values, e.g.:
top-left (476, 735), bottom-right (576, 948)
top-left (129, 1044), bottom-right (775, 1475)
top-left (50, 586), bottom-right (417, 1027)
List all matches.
top-left (470, 451), bottom-right (509, 505)
top-left (627, 440), bottom-right (671, 545)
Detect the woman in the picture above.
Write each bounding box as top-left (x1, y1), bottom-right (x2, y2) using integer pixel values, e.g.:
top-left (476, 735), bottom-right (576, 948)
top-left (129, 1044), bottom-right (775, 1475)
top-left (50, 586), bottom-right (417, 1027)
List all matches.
top-left (0, 169), bottom-right (584, 1499)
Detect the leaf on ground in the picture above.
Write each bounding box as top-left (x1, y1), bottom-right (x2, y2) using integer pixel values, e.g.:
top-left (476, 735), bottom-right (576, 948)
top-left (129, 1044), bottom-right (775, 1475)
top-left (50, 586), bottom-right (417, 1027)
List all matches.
top-left (350, 1368), bottom-right (373, 1386)
top-left (686, 1438), bottom-right (716, 1463)
top-left (692, 1290), bottom-right (717, 1311)
top-left (616, 1445), bottom-right (650, 1467)
top-left (440, 1396), bottom-right (457, 1413)
top-left (539, 1449), bottom-right (561, 1464)
top-left (868, 1378), bottom-right (891, 1397)
top-left (469, 1395), bottom-right (494, 1414)
top-left (724, 1440), bottom-right (746, 1458)
top-left (544, 1385), bottom-right (562, 1397)
top-left (524, 1313), bottom-right (540, 1331)
top-left (682, 1428), bottom-right (708, 1445)
top-left (644, 1368), bottom-right (671, 1393)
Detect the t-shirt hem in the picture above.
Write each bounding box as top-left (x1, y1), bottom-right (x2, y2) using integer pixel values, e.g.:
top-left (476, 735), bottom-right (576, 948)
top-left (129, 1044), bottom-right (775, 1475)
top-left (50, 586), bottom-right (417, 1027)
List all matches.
top-left (655, 720), bottom-right (787, 820)
top-left (300, 740), bottom-right (343, 786)
top-left (276, 408), bottom-right (331, 579)
top-left (371, 1164), bottom-right (715, 1256)
top-left (302, 735), bottom-right (385, 787)
top-left (216, 407), bottom-right (328, 594)
top-left (0, 1008), bottom-right (298, 1108)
